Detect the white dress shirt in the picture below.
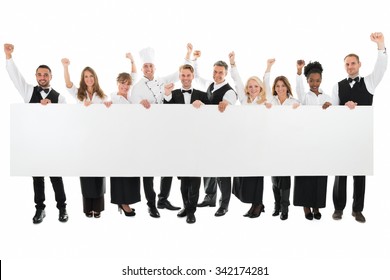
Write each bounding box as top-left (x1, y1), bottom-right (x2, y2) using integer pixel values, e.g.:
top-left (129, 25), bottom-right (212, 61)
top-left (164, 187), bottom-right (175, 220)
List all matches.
top-left (163, 88), bottom-right (193, 104)
top-left (332, 49), bottom-right (388, 105)
top-left (6, 58), bottom-right (66, 103)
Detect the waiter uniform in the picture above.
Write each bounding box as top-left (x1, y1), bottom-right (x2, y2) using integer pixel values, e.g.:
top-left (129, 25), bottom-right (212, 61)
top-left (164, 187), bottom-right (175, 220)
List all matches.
top-left (332, 48), bottom-right (387, 215)
top-left (164, 88), bottom-right (210, 219)
top-left (6, 58), bottom-right (67, 219)
top-left (205, 81), bottom-right (236, 211)
top-left (293, 74), bottom-right (330, 211)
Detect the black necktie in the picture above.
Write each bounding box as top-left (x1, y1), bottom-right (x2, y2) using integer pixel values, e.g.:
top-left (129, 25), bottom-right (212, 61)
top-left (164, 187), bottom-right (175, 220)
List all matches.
top-left (39, 87), bottom-right (50, 93)
top-left (348, 77), bottom-right (359, 83)
top-left (182, 89), bottom-right (192, 94)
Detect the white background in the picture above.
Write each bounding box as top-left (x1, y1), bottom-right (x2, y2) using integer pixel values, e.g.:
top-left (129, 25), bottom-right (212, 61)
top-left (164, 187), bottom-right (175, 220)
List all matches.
top-left (1, 0), bottom-right (389, 279)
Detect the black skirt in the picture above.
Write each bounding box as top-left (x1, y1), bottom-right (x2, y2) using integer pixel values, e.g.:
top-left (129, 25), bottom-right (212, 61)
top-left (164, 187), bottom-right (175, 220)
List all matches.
top-left (233, 177), bottom-right (264, 204)
top-left (80, 177), bottom-right (106, 198)
top-left (110, 177), bottom-right (141, 205)
top-left (293, 176), bottom-right (327, 208)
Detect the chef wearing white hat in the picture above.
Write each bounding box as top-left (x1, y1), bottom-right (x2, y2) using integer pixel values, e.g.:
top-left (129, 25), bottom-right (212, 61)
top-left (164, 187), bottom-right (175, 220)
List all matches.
top-left (130, 43), bottom-right (193, 218)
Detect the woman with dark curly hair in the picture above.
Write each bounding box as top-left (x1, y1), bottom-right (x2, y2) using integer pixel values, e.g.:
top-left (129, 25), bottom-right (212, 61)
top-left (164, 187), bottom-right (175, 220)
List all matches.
top-left (293, 60), bottom-right (331, 220)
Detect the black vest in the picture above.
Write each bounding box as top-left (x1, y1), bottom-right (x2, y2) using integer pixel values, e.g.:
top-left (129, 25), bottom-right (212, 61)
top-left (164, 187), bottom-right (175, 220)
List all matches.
top-left (338, 77), bottom-right (373, 106)
top-left (207, 83), bottom-right (235, 105)
top-left (29, 86), bottom-right (60, 103)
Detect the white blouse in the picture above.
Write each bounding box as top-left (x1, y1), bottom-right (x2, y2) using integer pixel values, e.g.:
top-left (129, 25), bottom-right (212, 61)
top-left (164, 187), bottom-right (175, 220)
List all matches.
top-left (67, 84), bottom-right (107, 104)
top-left (296, 74), bottom-right (331, 105)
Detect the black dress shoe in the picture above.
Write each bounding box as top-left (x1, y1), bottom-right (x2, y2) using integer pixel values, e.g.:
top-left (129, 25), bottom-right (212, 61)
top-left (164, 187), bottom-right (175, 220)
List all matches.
top-left (33, 209), bottom-right (46, 224)
top-left (280, 212), bottom-right (288, 220)
top-left (177, 209), bottom-right (187, 217)
top-left (352, 211), bottom-right (366, 223)
top-left (215, 207), bottom-right (228, 217)
top-left (272, 209), bottom-right (280, 216)
top-left (186, 212), bottom-right (196, 224)
top-left (94, 212), bottom-right (101, 218)
top-left (157, 200), bottom-right (180, 210)
top-left (197, 200), bottom-right (216, 207)
top-left (59, 209), bottom-right (69, 222)
top-left (148, 207), bottom-right (160, 218)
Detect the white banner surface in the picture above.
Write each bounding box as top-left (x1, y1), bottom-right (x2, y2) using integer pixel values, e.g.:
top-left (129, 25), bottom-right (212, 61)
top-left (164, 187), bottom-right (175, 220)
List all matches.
top-left (10, 104), bottom-right (373, 176)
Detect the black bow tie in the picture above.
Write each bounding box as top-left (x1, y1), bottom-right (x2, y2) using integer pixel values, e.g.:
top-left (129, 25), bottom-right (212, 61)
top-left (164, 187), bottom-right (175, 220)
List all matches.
top-left (39, 87), bottom-right (50, 93)
top-left (182, 89), bottom-right (192, 94)
top-left (348, 77), bottom-right (359, 83)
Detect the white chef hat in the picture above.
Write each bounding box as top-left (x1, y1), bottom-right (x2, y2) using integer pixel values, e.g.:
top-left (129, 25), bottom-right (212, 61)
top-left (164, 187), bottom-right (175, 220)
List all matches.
top-left (139, 47), bottom-right (155, 65)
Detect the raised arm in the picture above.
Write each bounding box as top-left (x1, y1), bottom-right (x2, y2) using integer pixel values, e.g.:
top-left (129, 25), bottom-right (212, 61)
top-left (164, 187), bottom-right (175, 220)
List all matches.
top-left (126, 52), bottom-right (138, 82)
top-left (228, 51), bottom-right (246, 104)
top-left (4, 43), bottom-right (34, 102)
top-left (365, 32), bottom-right (387, 92)
top-left (264, 58), bottom-right (275, 101)
top-left (61, 58), bottom-right (73, 88)
top-left (296, 59), bottom-right (306, 103)
top-left (160, 43), bottom-right (193, 84)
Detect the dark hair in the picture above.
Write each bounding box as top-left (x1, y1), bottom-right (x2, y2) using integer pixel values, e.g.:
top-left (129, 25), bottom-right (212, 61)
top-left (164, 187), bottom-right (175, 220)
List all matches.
top-left (303, 61), bottom-right (323, 78)
top-left (213, 60), bottom-right (228, 71)
top-left (36, 65), bottom-right (52, 73)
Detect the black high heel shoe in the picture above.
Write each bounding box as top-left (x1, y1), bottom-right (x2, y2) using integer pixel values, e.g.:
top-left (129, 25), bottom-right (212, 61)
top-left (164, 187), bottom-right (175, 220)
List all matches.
top-left (243, 204), bottom-right (255, 217)
top-left (304, 207), bottom-right (313, 220)
top-left (118, 205), bottom-right (136, 217)
top-left (250, 204), bottom-right (265, 218)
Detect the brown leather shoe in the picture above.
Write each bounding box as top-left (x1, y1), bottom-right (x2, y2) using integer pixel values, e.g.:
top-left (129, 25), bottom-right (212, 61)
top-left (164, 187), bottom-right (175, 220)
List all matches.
top-left (352, 211), bottom-right (366, 223)
top-left (332, 210), bottom-right (343, 220)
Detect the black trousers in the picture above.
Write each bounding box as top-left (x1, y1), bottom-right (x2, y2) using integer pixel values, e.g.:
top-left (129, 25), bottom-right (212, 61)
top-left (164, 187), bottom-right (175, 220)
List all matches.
top-left (333, 176), bottom-right (365, 212)
top-left (202, 177), bottom-right (231, 209)
top-left (180, 177), bottom-right (201, 214)
top-left (158, 177), bottom-right (173, 203)
top-left (33, 177), bottom-right (66, 210)
top-left (143, 177), bottom-right (156, 208)
top-left (271, 176), bottom-right (291, 213)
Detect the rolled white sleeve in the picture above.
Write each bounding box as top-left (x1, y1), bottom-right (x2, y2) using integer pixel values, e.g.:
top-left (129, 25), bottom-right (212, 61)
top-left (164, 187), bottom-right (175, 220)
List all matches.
top-left (223, 89), bottom-right (238, 105)
top-left (332, 84), bottom-right (340, 105)
top-left (66, 84), bottom-right (79, 101)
